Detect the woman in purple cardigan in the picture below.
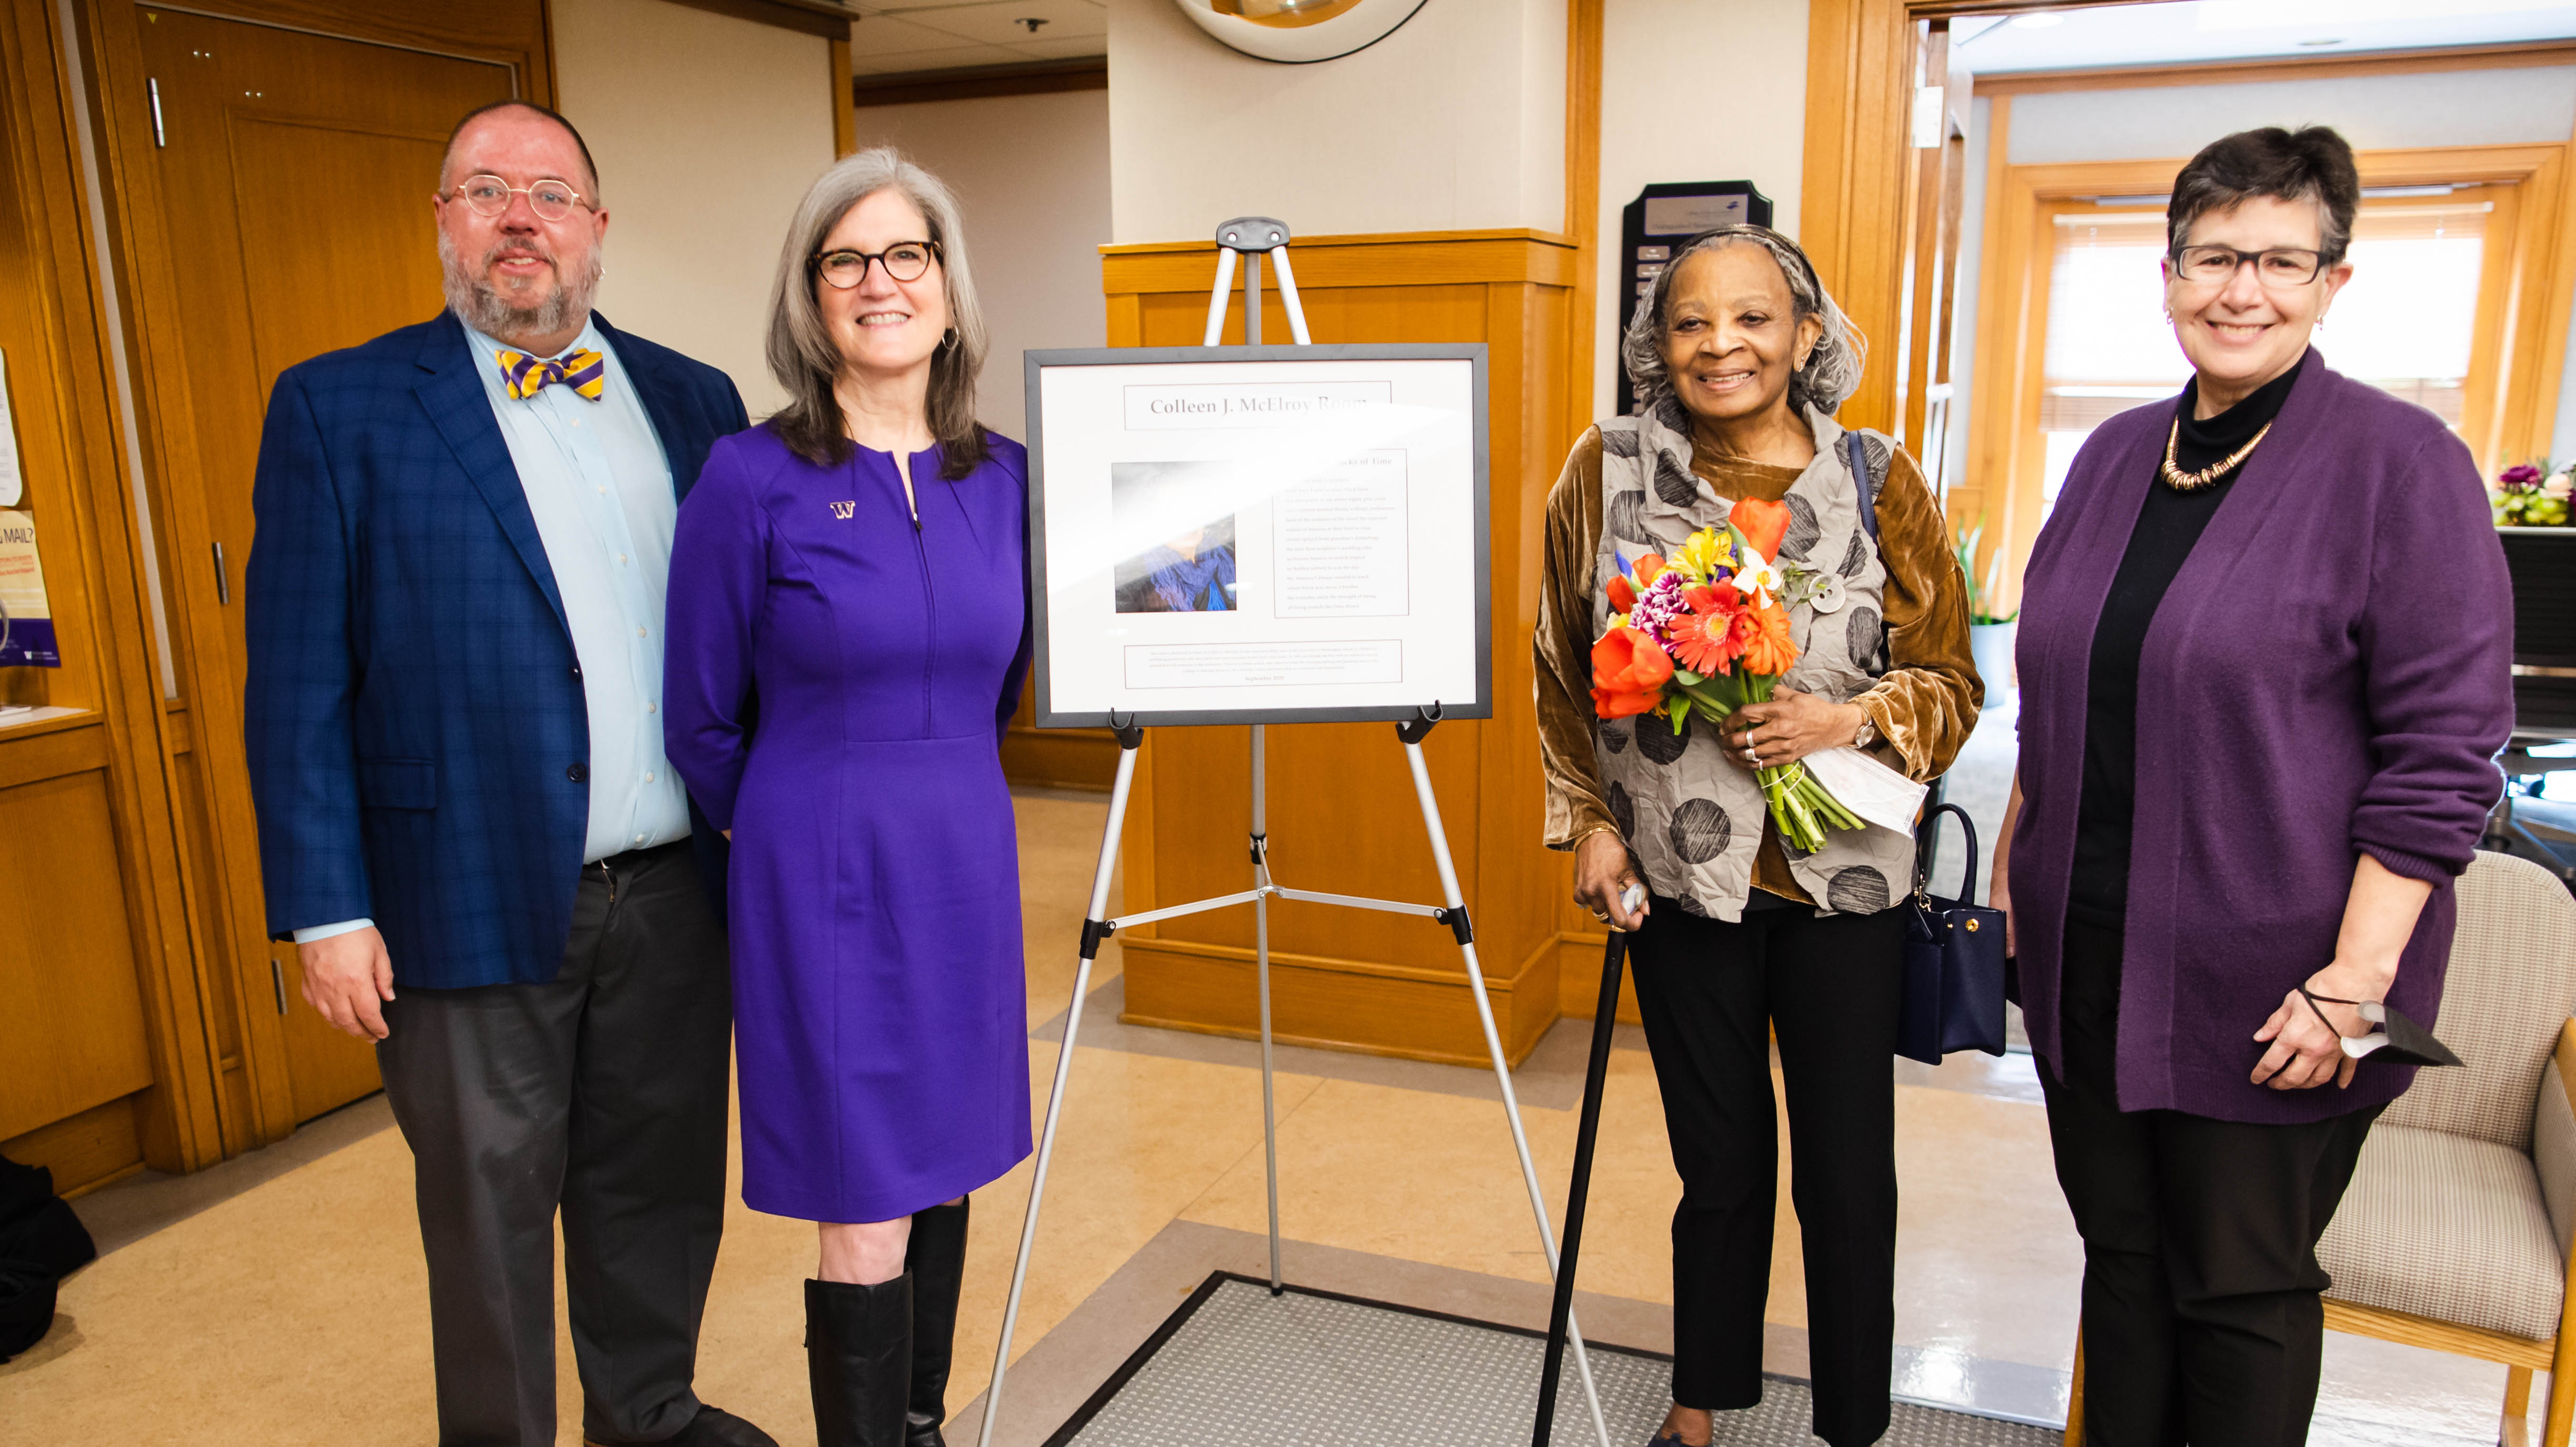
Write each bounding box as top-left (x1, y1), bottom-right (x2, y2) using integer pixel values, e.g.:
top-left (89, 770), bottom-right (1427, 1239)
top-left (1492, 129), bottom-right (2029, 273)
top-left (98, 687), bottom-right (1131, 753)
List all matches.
top-left (1990, 126), bottom-right (2512, 1444)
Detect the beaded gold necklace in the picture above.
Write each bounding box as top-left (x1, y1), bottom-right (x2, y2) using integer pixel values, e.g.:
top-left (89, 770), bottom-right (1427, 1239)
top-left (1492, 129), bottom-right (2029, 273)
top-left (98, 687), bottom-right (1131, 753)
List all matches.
top-left (2159, 416), bottom-right (2271, 493)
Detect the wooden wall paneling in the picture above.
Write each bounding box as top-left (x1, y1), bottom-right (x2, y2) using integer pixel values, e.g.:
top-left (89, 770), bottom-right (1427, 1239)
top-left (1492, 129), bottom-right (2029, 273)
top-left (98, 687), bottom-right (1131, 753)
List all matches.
top-left (828, 35), bottom-right (853, 156)
top-left (0, 0), bottom-right (231, 1182)
top-left (1096, 231), bottom-right (1577, 1066)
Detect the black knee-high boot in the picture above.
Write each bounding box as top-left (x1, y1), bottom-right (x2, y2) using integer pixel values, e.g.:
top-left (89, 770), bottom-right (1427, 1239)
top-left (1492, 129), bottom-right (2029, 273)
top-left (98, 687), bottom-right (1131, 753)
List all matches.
top-left (904, 1201), bottom-right (971, 1447)
top-left (806, 1275), bottom-right (912, 1447)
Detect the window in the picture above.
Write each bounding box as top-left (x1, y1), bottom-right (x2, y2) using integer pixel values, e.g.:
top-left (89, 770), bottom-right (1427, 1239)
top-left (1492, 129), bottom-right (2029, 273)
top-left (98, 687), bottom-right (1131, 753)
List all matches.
top-left (2034, 192), bottom-right (2501, 517)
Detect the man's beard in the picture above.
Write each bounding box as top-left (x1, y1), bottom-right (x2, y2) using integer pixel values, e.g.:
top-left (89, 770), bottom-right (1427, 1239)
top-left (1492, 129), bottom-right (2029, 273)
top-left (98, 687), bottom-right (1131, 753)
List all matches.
top-left (438, 229), bottom-right (604, 345)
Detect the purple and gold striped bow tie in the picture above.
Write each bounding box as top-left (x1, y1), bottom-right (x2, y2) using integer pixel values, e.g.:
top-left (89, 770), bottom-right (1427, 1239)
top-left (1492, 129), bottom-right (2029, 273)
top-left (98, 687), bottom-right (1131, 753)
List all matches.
top-left (496, 347), bottom-right (606, 401)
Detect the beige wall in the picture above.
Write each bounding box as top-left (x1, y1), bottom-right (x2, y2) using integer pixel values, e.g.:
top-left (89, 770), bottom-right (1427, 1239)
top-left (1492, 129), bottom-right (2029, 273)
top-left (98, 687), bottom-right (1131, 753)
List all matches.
top-left (1105, 0), bottom-right (1567, 244)
top-left (553, 0), bottom-right (839, 417)
top-left (854, 89), bottom-right (1114, 443)
top-left (1592, 0), bottom-right (1810, 420)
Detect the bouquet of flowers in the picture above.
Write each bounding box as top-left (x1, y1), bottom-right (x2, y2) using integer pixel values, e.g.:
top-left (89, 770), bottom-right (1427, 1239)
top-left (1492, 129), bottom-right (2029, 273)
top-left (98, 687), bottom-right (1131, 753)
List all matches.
top-left (2494, 463), bottom-right (2572, 527)
top-left (1589, 499), bottom-right (1867, 853)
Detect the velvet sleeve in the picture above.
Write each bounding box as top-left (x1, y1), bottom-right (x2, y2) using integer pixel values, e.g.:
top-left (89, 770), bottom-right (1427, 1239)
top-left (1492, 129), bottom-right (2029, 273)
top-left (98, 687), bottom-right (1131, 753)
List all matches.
top-left (661, 437), bottom-right (767, 833)
top-left (1856, 445), bottom-right (1986, 781)
top-left (1536, 429), bottom-right (1617, 848)
top-left (2349, 426), bottom-right (2513, 881)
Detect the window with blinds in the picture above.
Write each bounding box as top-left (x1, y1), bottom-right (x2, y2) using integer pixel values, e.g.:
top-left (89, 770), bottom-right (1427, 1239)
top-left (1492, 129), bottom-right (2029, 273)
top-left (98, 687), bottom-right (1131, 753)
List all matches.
top-left (2036, 196), bottom-right (2491, 509)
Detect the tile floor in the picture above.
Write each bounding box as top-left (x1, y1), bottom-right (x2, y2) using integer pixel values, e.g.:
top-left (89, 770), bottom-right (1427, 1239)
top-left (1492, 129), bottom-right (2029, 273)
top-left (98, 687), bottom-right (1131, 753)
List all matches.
top-left (0, 736), bottom-right (2532, 1445)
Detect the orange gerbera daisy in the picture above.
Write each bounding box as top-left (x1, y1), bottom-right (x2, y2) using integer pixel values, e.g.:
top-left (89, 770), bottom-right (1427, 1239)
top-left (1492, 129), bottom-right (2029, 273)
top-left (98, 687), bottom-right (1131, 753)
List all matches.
top-left (1668, 611), bottom-right (1741, 675)
top-left (1737, 602), bottom-right (1799, 676)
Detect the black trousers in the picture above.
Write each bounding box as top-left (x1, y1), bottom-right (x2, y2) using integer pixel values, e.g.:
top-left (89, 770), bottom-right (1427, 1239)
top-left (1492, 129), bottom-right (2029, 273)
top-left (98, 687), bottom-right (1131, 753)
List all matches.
top-left (1627, 892), bottom-right (1905, 1447)
top-left (2042, 917), bottom-right (2380, 1447)
top-left (376, 841), bottom-right (733, 1447)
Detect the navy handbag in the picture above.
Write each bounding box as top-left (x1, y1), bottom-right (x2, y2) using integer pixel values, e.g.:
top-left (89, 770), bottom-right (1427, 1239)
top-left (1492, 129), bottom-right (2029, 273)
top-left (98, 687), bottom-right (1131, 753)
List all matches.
top-left (1897, 802), bottom-right (2010, 1065)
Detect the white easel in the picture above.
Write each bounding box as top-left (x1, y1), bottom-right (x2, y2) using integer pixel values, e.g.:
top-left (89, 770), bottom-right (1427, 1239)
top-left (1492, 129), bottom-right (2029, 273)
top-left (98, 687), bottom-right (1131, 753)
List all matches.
top-left (978, 218), bottom-right (1612, 1447)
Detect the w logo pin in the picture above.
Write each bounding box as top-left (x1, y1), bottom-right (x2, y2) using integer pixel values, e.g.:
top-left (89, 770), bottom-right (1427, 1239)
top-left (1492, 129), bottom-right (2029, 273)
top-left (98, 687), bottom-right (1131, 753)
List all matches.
top-left (829, 501), bottom-right (857, 520)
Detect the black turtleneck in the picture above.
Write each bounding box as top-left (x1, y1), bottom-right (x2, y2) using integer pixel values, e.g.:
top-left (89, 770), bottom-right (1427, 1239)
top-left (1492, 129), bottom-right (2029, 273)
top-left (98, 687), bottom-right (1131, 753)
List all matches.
top-left (2064, 356), bottom-right (2304, 927)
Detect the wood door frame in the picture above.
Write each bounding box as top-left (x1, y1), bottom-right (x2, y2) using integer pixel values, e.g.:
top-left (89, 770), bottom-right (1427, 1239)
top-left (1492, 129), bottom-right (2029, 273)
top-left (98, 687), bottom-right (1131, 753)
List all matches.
top-left (1800, 0), bottom-right (2576, 455)
top-left (1, 0), bottom-right (241, 1179)
top-left (78, 0), bottom-right (556, 1149)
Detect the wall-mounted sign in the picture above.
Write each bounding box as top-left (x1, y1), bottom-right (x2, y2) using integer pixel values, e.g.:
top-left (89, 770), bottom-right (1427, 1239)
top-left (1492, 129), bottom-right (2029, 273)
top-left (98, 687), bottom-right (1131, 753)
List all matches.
top-left (0, 351), bottom-right (22, 508)
top-left (1616, 181), bottom-right (1776, 415)
top-left (1171, 0), bottom-right (1430, 64)
top-left (0, 510), bottom-right (57, 667)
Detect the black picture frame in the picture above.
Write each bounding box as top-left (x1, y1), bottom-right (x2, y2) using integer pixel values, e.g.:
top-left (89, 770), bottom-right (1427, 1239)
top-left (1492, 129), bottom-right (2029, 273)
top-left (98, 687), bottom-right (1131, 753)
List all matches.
top-left (1024, 343), bottom-right (1492, 730)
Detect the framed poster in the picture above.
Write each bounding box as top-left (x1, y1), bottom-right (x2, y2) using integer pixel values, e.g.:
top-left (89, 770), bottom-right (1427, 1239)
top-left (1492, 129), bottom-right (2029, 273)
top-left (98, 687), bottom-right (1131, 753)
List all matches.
top-left (1026, 344), bottom-right (1490, 728)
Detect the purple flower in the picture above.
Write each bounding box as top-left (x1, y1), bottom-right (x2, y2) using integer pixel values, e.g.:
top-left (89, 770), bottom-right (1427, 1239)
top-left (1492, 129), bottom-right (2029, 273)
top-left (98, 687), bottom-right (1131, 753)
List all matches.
top-left (2500, 464), bottom-right (2544, 491)
top-left (1628, 571), bottom-right (1691, 641)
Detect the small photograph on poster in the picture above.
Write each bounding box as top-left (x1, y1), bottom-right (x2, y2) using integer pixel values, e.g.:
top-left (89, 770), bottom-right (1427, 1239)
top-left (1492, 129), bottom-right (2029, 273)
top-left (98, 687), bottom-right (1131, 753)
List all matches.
top-left (1111, 460), bottom-right (1239, 614)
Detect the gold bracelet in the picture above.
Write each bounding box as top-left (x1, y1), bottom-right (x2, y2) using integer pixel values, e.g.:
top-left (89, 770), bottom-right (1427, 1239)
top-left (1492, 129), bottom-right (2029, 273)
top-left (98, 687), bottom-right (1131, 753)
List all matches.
top-left (1569, 822), bottom-right (1623, 850)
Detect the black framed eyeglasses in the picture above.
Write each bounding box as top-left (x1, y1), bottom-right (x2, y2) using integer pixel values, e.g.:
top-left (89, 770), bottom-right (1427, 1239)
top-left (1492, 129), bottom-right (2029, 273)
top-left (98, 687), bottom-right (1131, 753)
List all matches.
top-left (446, 174), bottom-right (592, 223)
top-left (2170, 244), bottom-right (2327, 286)
top-left (813, 241), bottom-right (941, 289)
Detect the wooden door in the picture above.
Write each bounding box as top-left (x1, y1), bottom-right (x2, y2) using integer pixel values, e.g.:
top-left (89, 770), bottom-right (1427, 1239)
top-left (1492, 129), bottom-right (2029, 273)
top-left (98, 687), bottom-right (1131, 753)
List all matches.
top-left (134, 8), bottom-right (514, 1122)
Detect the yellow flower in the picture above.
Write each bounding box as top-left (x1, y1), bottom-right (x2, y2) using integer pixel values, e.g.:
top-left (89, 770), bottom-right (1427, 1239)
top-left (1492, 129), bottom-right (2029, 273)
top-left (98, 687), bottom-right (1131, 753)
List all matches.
top-left (1672, 526), bottom-right (1733, 584)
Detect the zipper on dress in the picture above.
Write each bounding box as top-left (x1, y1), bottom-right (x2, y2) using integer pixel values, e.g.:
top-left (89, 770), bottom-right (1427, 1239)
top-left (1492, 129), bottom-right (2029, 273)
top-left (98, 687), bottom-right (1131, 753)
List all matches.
top-left (908, 466), bottom-right (936, 735)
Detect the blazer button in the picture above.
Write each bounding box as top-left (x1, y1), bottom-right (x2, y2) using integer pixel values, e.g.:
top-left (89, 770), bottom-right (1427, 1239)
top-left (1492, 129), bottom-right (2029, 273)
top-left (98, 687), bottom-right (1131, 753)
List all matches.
top-left (569, 665), bottom-right (583, 681)
top-left (567, 763), bottom-right (589, 784)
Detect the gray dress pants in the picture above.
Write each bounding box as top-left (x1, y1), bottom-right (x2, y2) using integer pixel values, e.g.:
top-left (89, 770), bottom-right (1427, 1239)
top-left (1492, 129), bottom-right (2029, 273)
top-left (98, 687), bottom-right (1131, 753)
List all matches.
top-left (376, 841), bottom-right (731, 1447)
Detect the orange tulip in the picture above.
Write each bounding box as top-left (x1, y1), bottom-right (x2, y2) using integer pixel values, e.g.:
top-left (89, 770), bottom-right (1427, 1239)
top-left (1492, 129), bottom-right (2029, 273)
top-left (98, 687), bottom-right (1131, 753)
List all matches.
top-left (1632, 553), bottom-right (1667, 586)
top-left (1737, 602), bottom-right (1799, 676)
top-left (1606, 574), bottom-right (1637, 613)
top-left (1590, 626), bottom-right (1673, 718)
top-left (1731, 499), bottom-right (1791, 562)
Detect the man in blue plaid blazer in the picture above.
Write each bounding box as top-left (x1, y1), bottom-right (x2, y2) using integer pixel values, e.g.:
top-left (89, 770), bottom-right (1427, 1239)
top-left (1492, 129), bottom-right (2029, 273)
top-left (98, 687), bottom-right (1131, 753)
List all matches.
top-left (242, 101), bottom-right (774, 1447)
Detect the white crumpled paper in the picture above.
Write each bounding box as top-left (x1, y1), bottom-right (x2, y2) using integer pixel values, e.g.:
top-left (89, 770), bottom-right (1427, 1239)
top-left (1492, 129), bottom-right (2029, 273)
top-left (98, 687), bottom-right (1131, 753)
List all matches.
top-left (1800, 745), bottom-right (1928, 836)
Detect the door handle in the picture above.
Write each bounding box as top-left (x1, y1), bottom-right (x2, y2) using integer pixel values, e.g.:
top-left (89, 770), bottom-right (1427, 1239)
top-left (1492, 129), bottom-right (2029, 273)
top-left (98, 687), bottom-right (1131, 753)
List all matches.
top-left (213, 541), bottom-right (228, 605)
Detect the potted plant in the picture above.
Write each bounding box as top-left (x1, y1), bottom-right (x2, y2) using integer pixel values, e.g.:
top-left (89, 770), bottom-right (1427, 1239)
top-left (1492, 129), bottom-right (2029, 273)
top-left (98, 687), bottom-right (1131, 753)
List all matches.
top-left (2493, 462), bottom-right (2573, 527)
top-left (1954, 518), bottom-right (2019, 696)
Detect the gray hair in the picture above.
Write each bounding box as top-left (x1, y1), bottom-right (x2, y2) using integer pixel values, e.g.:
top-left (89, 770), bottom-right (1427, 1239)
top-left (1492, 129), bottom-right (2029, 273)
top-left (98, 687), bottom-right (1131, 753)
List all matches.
top-left (1621, 226), bottom-right (1866, 417)
top-left (765, 146), bottom-right (990, 477)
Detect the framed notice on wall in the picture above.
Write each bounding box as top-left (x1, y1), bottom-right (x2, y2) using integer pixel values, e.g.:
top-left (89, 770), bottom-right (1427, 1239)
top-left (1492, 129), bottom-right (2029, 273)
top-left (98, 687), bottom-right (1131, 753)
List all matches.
top-left (1025, 345), bottom-right (1490, 728)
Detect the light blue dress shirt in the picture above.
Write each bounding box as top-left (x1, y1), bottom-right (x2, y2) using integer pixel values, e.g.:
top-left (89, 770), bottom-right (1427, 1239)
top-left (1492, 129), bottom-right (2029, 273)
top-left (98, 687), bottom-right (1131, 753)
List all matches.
top-left (295, 318), bottom-right (691, 945)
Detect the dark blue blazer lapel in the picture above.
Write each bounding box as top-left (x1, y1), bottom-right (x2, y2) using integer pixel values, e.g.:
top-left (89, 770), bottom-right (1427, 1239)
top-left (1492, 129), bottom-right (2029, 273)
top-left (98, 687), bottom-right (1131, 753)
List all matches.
top-left (413, 312), bottom-right (570, 637)
top-left (595, 312), bottom-right (695, 503)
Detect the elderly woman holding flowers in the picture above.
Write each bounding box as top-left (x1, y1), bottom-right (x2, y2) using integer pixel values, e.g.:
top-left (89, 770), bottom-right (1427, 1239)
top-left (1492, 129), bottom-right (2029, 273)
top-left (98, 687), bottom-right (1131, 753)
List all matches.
top-left (1990, 126), bottom-right (2513, 1446)
top-left (1534, 225), bottom-right (1980, 1447)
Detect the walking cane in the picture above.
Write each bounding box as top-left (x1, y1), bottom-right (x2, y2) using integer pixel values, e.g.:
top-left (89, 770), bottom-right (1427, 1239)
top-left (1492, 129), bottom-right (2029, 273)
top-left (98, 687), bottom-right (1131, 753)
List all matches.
top-left (1532, 916), bottom-right (1631, 1446)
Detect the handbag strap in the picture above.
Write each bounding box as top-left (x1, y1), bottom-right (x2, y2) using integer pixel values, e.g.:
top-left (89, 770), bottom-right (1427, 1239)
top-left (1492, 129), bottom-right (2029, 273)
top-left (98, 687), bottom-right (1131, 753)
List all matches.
top-left (1843, 430), bottom-right (1881, 543)
top-left (1912, 800), bottom-right (1979, 904)
top-left (1842, 430), bottom-right (1889, 673)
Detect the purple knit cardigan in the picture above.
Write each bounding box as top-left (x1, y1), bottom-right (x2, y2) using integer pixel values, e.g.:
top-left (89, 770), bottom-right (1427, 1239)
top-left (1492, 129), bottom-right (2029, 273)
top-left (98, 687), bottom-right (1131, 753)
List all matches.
top-left (2012, 350), bottom-right (2513, 1124)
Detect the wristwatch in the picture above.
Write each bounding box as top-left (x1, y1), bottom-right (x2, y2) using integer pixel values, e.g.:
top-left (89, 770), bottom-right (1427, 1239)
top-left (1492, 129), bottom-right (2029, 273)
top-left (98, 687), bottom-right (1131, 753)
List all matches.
top-left (1852, 712), bottom-right (1879, 750)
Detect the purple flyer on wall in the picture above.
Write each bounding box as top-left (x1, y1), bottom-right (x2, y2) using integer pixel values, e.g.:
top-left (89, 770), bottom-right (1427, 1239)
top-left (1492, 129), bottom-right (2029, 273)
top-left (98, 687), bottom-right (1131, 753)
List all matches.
top-left (0, 510), bottom-right (61, 668)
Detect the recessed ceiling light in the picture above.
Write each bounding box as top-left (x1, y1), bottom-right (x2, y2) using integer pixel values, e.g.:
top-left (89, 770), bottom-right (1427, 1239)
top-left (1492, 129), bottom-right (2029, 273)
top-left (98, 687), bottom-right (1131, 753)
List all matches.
top-left (2298, 36), bottom-right (2344, 46)
top-left (2009, 12), bottom-right (2066, 26)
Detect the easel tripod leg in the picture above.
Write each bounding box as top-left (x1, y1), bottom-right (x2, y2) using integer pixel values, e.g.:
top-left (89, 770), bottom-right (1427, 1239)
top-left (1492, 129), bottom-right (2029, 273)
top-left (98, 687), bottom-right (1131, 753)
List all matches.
top-left (1399, 738), bottom-right (1615, 1447)
top-left (978, 739), bottom-right (1141, 1447)
top-left (1252, 724), bottom-right (1283, 1293)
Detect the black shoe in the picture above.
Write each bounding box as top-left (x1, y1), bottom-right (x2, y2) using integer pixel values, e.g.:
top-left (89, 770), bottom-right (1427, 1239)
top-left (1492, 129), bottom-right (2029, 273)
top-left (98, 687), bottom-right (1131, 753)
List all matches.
top-left (669, 1407), bottom-right (781, 1447)
top-left (807, 1275), bottom-right (913, 1447)
top-left (581, 1405), bottom-right (779, 1447)
top-left (905, 1201), bottom-right (971, 1447)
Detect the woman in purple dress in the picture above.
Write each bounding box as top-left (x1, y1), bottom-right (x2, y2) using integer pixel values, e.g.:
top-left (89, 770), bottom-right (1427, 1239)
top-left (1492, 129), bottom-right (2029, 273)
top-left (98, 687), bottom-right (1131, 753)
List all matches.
top-left (664, 147), bottom-right (1031, 1447)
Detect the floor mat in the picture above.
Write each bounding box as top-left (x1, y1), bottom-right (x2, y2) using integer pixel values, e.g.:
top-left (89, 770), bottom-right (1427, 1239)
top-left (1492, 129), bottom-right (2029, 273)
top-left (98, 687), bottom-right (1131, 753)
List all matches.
top-left (1044, 1272), bottom-right (2062, 1446)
